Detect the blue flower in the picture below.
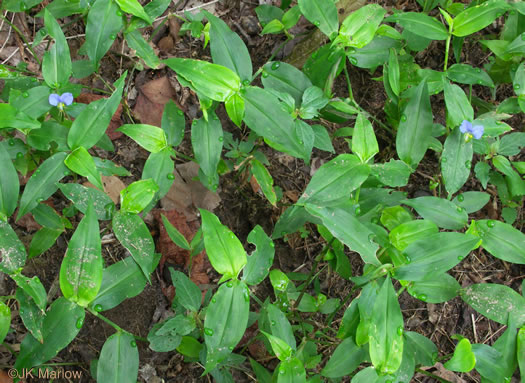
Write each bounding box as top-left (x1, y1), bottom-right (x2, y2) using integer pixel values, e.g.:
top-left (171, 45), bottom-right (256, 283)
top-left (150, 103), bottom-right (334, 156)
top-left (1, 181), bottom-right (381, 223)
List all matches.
top-left (49, 92), bottom-right (73, 109)
top-left (459, 120), bottom-right (484, 140)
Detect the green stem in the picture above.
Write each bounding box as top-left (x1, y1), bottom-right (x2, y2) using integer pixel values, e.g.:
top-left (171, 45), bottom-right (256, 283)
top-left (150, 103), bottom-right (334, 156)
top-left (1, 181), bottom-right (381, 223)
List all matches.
top-left (251, 37), bottom-right (292, 82)
top-left (325, 284), bottom-right (358, 326)
top-left (88, 308), bottom-right (125, 333)
top-left (173, 150), bottom-right (194, 162)
top-left (444, 33), bottom-right (452, 71)
top-left (343, 63), bottom-right (354, 101)
top-left (250, 291), bottom-right (264, 307)
top-left (0, 14), bottom-right (42, 66)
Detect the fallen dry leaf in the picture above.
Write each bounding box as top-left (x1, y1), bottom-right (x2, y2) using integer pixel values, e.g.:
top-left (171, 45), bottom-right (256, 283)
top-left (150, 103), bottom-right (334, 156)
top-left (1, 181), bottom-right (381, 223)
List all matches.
top-left (176, 162), bottom-right (221, 212)
top-left (76, 94), bottom-right (123, 140)
top-left (101, 176), bottom-right (126, 204)
top-left (133, 76), bottom-right (177, 127)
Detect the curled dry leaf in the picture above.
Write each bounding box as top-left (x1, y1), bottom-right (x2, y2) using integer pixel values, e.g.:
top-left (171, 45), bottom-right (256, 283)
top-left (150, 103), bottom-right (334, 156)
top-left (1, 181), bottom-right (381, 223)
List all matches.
top-left (133, 76), bottom-right (180, 127)
top-left (76, 93), bottom-right (123, 140)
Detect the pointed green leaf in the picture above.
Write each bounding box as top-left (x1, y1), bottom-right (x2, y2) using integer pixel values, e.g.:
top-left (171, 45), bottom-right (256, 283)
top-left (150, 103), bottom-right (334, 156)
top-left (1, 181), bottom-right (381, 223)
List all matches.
top-left (120, 179), bottom-right (159, 214)
top-left (444, 338), bottom-right (475, 372)
top-left (225, 93), bottom-right (245, 127)
top-left (402, 196), bottom-right (468, 230)
top-left (97, 332), bottom-right (139, 383)
top-left (251, 159), bottom-right (277, 206)
top-left (0, 144), bottom-right (19, 220)
top-left (191, 113), bottom-right (223, 178)
top-left (338, 4), bottom-right (386, 48)
top-left (277, 357), bottom-right (306, 383)
top-left (242, 225), bottom-right (275, 285)
top-left (16, 288), bottom-right (44, 343)
top-left (389, 219), bottom-right (438, 251)
top-left (124, 29), bottom-right (160, 68)
top-left (321, 337), bottom-right (367, 378)
top-left (298, 0), bottom-right (338, 37)
top-left (112, 211), bottom-right (155, 281)
top-left (15, 298), bottom-right (85, 370)
top-left (261, 61), bottom-right (312, 105)
top-left (58, 183), bottom-right (114, 221)
top-left (117, 124), bottom-right (167, 153)
top-left (394, 232), bottom-right (478, 281)
top-left (444, 81), bottom-right (474, 128)
top-left (442, 127), bottom-right (473, 195)
top-left (200, 209), bottom-right (246, 281)
top-left (407, 273), bottom-right (461, 303)
top-left (0, 301), bottom-right (10, 345)
top-left (352, 113), bottom-right (378, 163)
top-left (170, 269), bottom-right (201, 312)
top-left (385, 12), bottom-right (448, 40)
top-left (447, 64), bottom-right (494, 87)
top-left (396, 80), bottom-right (433, 166)
top-left (59, 204), bottom-right (102, 306)
top-left (161, 214), bottom-right (190, 250)
top-left (204, 280), bottom-right (249, 371)
top-left (161, 100), bottom-right (185, 147)
top-left (477, 219), bottom-right (525, 264)
top-left (204, 11), bottom-right (252, 81)
top-left (116, 0), bottom-right (151, 24)
top-left (65, 147), bottom-right (103, 190)
top-left (18, 152), bottom-right (68, 219)
top-left (42, 9), bottom-right (72, 87)
top-left (68, 73), bottom-right (126, 149)
top-left (453, 0), bottom-right (508, 37)
top-left (369, 276), bottom-right (404, 374)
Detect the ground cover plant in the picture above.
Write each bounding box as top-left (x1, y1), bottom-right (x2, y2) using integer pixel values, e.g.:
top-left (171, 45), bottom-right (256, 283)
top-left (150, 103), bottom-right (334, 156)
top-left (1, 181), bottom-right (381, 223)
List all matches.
top-left (0, 0), bottom-right (524, 381)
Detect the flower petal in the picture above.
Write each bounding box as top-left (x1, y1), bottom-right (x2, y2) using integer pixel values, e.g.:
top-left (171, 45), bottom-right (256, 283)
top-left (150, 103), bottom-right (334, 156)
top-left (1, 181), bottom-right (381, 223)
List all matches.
top-left (459, 120), bottom-right (471, 134)
top-left (471, 125), bottom-right (484, 140)
top-left (60, 92), bottom-right (74, 106)
top-left (48, 93), bottom-right (60, 106)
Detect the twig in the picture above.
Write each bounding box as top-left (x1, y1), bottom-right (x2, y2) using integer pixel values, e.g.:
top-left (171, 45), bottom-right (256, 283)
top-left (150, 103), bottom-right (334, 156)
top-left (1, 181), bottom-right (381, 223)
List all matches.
top-left (0, 12), bottom-right (14, 55)
top-left (156, 0), bottom-right (221, 22)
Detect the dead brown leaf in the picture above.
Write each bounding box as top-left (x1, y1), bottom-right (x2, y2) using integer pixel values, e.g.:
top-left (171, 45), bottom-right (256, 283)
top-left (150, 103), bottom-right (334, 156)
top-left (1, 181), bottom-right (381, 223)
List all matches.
top-left (133, 76), bottom-right (177, 127)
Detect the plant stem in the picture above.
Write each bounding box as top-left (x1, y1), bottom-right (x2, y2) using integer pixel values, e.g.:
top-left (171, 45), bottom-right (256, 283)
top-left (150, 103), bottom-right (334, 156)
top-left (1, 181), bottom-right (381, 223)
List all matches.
top-left (343, 63), bottom-right (354, 101)
top-left (251, 37), bottom-right (291, 82)
top-left (444, 34), bottom-right (452, 71)
top-left (0, 14), bottom-right (42, 66)
top-left (88, 308), bottom-right (124, 333)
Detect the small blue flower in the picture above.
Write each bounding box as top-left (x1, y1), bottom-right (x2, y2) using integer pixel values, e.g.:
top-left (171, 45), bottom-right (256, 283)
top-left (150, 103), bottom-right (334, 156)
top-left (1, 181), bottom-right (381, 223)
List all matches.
top-left (49, 92), bottom-right (73, 109)
top-left (459, 120), bottom-right (484, 140)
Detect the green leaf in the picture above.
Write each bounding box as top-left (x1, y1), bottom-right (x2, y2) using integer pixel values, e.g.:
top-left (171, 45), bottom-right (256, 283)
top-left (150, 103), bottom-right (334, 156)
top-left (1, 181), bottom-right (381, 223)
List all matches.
top-left (453, 0), bottom-right (508, 37)
top-left (337, 4), bottom-right (386, 48)
top-left (18, 152), bottom-right (68, 220)
top-left (402, 196), bottom-right (468, 230)
top-left (387, 48), bottom-right (400, 97)
top-left (471, 344), bottom-right (506, 382)
top-left (225, 93), bottom-right (245, 128)
top-left (371, 159), bottom-right (413, 187)
top-left (37, 0), bottom-right (87, 18)
top-left (321, 337), bottom-right (367, 378)
top-left (242, 225), bottom-right (274, 286)
top-left (117, 124), bottom-right (167, 153)
top-left (68, 73), bottom-right (126, 150)
top-left (475, 161), bottom-right (491, 188)
top-left (2, 0), bottom-right (43, 12)
top-left (163, 58), bottom-right (240, 102)
top-left (32, 203), bottom-right (67, 230)
top-left (251, 159), bottom-right (277, 206)
top-left (191, 113), bottom-right (223, 179)
top-left (59, 204), bottom-right (102, 307)
top-left (125, 29), bottom-right (160, 68)
top-left (263, 304), bottom-right (295, 350)
top-left (518, 328), bottom-right (525, 379)
top-left (11, 272), bottom-right (47, 311)
top-left (261, 61), bottom-right (312, 106)
top-left (394, 232), bottom-right (478, 281)
top-left (15, 297), bottom-right (85, 370)
top-left (161, 214), bottom-right (190, 250)
top-left (200, 209), bottom-right (247, 281)
top-left (91, 257), bottom-right (148, 312)
top-left (261, 20), bottom-right (284, 35)
top-left (407, 273), bottom-right (461, 303)
top-left (492, 155), bottom-right (525, 197)
top-left (298, 0), bottom-right (338, 38)
top-left (27, 120), bottom-right (68, 151)
top-left (97, 332), bottom-right (139, 383)
top-left (255, 5), bottom-right (283, 26)
top-left (0, 301), bottom-right (10, 344)
top-left (444, 338), bottom-right (475, 372)
top-left (120, 179), bottom-right (159, 214)
top-left (277, 357), bottom-right (306, 383)
top-left (29, 227), bottom-right (62, 259)
top-left (65, 147), bottom-right (104, 190)
top-left (142, 148), bottom-right (175, 205)
top-left (452, 191), bottom-right (490, 214)
top-left (385, 12), bottom-right (448, 40)
top-left (116, 0), bottom-right (151, 24)
top-left (0, 143), bottom-right (19, 219)
top-left (396, 80), bottom-right (433, 167)
top-left (352, 113), bottom-right (378, 163)
top-left (10, 86), bottom-right (51, 119)
top-left (298, 154), bottom-right (369, 206)
top-left (127, 0), bottom-right (170, 30)
top-left (242, 86), bottom-right (309, 160)
top-left (42, 9), bottom-right (72, 87)
top-left (498, 131), bottom-right (525, 156)
top-left (16, 288), bottom-right (44, 343)
top-left (369, 276), bottom-right (404, 374)
top-left (447, 64), bottom-right (494, 87)
top-left (204, 11), bottom-right (252, 81)
top-left (112, 211), bottom-right (155, 281)
top-left (441, 127), bottom-right (473, 195)
top-left (443, 81), bottom-right (474, 128)
top-left (177, 336), bottom-right (203, 358)
top-left (306, 204), bottom-right (380, 266)
top-left (282, 6), bottom-right (301, 29)
top-left (461, 283), bottom-right (525, 327)
top-left (270, 269), bottom-right (290, 292)
top-left (477, 219), bottom-right (525, 264)
top-left (261, 331), bottom-right (293, 361)
top-left (84, 0), bottom-right (123, 69)
top-left (250, 358), bottom-right (272, 383)
top-left (389, 219), bottom-right (438, 251)
top-left (147, 322), bottom-right (181, 352)
top-left (380, 205), bottom-right (413, 232)
top-left (204, 280), bottom-right (249, 371)
top-left (161, 100), bottom-right (185, 147)
top-left (311, 124), bottom-right (334, 153)
top-left (170, 270), bottom-right (201, 312)
top-left (58, 183), bottom-right (114, 221)
top-left (404, 331), bottom-right (438, 367)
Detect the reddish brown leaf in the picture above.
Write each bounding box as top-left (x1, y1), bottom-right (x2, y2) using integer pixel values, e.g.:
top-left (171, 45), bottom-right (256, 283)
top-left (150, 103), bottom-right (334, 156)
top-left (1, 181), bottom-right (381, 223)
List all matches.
top-left (133, 76), bottom-right (177, 127)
